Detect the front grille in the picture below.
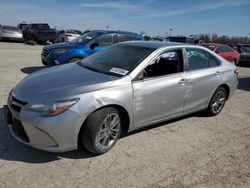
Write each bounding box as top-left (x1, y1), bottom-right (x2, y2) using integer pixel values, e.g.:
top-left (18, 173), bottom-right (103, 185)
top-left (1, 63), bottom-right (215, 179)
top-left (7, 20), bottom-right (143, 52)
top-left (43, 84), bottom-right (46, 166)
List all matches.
top-left (10, 96), bottom-right (27, 113)
top-left (12, 118), bottom-right (30, 143)
top-left (11, 104), bottom-right (21, 112)
top-left (12, 96), bottom-right (27, 105)
top-left (42, 49), bottom-right (50, 57)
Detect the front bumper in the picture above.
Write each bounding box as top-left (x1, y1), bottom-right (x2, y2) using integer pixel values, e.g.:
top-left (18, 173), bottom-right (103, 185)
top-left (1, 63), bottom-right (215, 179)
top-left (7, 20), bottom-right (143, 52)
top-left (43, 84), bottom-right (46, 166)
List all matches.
top-left (41, 51), bottom-right (67, 66)
top-left (3, 104), bottom-right (86, 153)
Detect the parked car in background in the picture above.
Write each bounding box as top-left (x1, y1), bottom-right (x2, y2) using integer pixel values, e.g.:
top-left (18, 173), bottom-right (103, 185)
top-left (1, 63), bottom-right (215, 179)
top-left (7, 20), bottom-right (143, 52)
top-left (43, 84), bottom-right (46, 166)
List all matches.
top-left (0, 25), bottom-right (23, 42)
top-left (148, 37), bottom-right (163, 41)
top-left (164, 36), bottom-right (195, 44)
top-left (236, 44), bottom-right (250, 65)
top-left (22, 23), bottom-right (57, 44)
top-left (200, 43), bottom-right (240, 64)
top-left (17, 23), bottom-right (28, 31)
top-left (4, 41), bottom-right (238, 154)
top-left (41, 30), bottom-right (144, 66)
top-left (57, 29), bottom-right (81, 43)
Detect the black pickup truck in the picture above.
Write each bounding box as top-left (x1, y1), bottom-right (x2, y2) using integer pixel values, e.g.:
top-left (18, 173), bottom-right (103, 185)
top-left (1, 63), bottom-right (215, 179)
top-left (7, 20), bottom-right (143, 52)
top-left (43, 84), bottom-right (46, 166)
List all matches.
top-left (22, 23), bottom-right (57, 43)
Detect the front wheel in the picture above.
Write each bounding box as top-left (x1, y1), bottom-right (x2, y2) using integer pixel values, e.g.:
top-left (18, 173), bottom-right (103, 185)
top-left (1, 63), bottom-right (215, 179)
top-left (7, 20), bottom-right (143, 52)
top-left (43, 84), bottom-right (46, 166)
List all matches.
top-left (68, 57), bottom-right (82, 63)
top-left (206, 87), bottom-right (227, 116)
top-left (81, 107), bottom-right (121, 154)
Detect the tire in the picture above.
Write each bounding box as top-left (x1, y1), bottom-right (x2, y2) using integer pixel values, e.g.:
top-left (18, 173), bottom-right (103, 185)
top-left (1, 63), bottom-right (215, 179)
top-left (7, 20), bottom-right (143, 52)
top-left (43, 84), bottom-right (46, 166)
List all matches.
top-left (68, 57), bottom-right (82, 63)
top-left (81, 107), bottom-right (122, 154)
top-left (206, 87), bottom-right (227, 116)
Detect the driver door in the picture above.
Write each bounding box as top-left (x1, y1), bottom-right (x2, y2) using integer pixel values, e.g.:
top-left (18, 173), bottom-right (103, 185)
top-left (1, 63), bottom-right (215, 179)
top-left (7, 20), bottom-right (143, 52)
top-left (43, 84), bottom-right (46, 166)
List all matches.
top-left (132, 49), bottom-right (187, 127)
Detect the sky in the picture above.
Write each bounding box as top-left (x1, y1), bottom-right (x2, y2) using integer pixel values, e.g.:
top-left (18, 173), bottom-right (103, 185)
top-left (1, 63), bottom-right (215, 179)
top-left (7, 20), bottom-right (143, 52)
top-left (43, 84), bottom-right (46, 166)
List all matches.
top-left (0, 0), bottom-right (250, 37)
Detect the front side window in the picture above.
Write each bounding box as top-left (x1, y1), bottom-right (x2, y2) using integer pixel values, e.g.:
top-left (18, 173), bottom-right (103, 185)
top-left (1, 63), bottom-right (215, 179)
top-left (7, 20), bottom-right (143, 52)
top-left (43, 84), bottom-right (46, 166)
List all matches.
top-left (186, 48), bottom-right (220, 71)
top-left (95, 34), bottom-right (114, 46)
top-left (143, 49), bottom-right (183, 78)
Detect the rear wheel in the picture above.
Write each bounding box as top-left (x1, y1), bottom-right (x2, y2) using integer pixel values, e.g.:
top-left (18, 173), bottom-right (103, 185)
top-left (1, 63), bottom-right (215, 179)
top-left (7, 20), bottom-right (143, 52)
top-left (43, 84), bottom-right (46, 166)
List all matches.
top-left (206, 87), bottom-right (227, 116)
top-left (81, 107), bottom-right (121, 154)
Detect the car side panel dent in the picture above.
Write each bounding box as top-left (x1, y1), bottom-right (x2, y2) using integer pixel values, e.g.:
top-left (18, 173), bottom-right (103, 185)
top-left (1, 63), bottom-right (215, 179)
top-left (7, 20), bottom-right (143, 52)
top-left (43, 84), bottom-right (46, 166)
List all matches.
top-left (70, 81), bottom-right (134, 134)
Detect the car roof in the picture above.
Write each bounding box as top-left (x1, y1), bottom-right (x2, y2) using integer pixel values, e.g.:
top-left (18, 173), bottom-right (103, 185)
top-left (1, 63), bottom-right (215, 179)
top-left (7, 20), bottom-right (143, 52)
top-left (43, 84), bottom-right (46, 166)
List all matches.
top-left (29, 23), bottom-right (49, 25)
top-left (201, 43), bottom-right (229, 47)
top-left (121, 41), bottom-right (186, 49)
top-left (89, 30), bottom-right (141, 36)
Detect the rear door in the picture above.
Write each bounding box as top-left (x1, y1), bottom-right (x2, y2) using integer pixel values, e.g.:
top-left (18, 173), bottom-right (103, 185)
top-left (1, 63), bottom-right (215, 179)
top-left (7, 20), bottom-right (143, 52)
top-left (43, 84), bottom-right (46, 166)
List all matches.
top-left (183, 48), bottom-right (222, 112)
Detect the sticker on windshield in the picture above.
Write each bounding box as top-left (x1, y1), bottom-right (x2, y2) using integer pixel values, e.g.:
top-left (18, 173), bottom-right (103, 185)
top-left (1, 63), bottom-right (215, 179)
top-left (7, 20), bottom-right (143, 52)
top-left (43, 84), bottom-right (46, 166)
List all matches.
top-left (109, 67), bottom-right (129, 76)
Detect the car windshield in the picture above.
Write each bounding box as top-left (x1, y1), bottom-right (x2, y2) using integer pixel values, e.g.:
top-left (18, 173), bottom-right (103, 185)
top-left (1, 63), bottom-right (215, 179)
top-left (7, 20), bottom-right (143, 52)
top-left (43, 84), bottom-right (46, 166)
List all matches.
top-left (69, 31), bottom-right (103, 44)
top-left (79, 44), bottom-right (154, 77)
top-left (2, 26), bottom-right (18, 31)
top-left (31, 24), bottom-right (50, 29)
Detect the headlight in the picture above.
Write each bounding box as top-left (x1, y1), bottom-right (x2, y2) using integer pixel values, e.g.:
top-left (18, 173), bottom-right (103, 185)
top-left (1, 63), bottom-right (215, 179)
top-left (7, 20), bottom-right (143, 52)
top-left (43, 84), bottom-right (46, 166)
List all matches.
top-left (51, 49), bottom-right (67, 55)
top-left (25, 98), bottom-right (79, 116)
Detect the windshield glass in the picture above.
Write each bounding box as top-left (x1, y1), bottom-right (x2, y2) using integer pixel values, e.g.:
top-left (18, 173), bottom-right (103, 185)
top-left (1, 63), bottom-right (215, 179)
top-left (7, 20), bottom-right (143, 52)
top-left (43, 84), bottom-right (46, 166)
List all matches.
top-left (69, 31), bottom-right (103, 44)
top-left (80, 44), bottom-right (154, 77)
top-left (2, 26), bottom-right (19, 31)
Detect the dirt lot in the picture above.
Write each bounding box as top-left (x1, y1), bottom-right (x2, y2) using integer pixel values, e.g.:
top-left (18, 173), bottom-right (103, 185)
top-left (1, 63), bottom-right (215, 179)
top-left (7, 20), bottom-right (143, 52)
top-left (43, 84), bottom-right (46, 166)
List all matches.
top-left (0, 42), bottom-right (250, 188)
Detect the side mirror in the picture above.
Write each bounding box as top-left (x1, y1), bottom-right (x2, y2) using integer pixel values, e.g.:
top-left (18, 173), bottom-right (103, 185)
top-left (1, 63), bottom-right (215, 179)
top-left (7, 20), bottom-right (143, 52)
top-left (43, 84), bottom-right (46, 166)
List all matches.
top-left (133, 71), bottom-right (144, 82)
top-left (90, 42), bottom-right (99, 50)
top-left (215, 50), bottom-right (220, 54)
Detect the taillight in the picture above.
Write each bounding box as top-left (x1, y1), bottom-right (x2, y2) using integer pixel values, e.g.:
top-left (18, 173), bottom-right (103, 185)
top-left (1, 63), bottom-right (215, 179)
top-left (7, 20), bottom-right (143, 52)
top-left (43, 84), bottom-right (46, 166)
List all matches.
top-left (234, 68), bottom-right (240, 77)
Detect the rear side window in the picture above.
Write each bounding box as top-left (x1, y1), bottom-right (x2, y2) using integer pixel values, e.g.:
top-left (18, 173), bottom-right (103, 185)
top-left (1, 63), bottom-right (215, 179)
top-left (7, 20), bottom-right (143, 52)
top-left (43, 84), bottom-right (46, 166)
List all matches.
top-left (186, 48), bottom-right (220, 71)
top-left (95, 34), bottom-right (114, 46)
top-left (217, 46), bottom-right (233, 53)
top-left (117, 34), bottom-right (141, 43)
top-left (117, 34), bottom-right (131, 43)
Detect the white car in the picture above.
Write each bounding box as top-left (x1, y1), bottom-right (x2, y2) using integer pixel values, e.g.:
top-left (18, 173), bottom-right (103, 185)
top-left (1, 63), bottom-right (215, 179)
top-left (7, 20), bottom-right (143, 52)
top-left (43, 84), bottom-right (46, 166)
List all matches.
top-left (57, 29), bottom-right (81, 43)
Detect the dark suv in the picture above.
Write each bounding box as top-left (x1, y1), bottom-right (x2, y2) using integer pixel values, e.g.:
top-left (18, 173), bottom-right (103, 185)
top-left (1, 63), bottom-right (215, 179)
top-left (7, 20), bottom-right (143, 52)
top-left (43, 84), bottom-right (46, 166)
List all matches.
top-left (164, 36), bottom-right (195, 44)
top-left (41, 30), bottom-right (144, 66)
top-left (23, 23), bottom-right (57, 43)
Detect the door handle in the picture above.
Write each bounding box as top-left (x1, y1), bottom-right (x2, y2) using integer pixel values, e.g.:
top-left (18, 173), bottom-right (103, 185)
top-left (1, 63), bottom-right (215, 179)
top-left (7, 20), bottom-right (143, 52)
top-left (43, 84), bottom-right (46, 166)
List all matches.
top-left (178, 79), bottom-right (188, 85)
top-left (215, 71), bottom-right (221, 76)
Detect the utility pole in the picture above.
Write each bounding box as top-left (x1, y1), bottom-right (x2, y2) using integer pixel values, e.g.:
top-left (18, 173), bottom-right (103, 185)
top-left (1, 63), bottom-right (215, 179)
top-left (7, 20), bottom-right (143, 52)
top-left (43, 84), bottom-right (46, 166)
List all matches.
top-left (169, 28), bottom-right (173, 36)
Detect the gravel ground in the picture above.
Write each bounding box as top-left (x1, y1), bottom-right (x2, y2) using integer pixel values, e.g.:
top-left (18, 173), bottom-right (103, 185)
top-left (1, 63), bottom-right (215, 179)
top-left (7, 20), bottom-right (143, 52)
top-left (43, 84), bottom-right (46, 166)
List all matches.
top-left (0, 42), bottom-right (250, 188)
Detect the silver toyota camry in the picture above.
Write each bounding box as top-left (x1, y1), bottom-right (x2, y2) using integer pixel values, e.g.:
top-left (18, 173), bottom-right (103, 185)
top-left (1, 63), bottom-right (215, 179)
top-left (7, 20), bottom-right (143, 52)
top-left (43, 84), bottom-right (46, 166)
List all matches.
top-left (4, 41), bottom-right (239, 154)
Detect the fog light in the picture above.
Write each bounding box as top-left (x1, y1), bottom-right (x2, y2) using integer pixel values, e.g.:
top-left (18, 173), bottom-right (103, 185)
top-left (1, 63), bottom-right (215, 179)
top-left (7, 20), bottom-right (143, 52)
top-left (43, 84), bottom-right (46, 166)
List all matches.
top-left (54, 60), bottom-right (60, 65)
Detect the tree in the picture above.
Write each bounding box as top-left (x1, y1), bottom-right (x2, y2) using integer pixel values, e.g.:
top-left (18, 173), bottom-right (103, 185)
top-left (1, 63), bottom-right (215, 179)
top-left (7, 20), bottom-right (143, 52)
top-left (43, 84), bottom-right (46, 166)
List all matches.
top-left (139, 30), bottom-right (147, 35)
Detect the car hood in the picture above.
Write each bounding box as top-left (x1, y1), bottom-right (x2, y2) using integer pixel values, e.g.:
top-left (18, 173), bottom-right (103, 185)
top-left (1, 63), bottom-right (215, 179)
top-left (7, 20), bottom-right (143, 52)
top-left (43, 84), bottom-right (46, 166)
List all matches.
top-left (13, 63), bottom-right (118, 103)
top-left (44, 42), bottom-right (83, 50)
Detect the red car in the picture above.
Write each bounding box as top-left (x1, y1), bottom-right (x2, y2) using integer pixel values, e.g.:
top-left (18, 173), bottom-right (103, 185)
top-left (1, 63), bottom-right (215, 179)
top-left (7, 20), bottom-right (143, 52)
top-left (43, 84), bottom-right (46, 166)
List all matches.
top-left (201, 43), bottom-right (240, 64)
